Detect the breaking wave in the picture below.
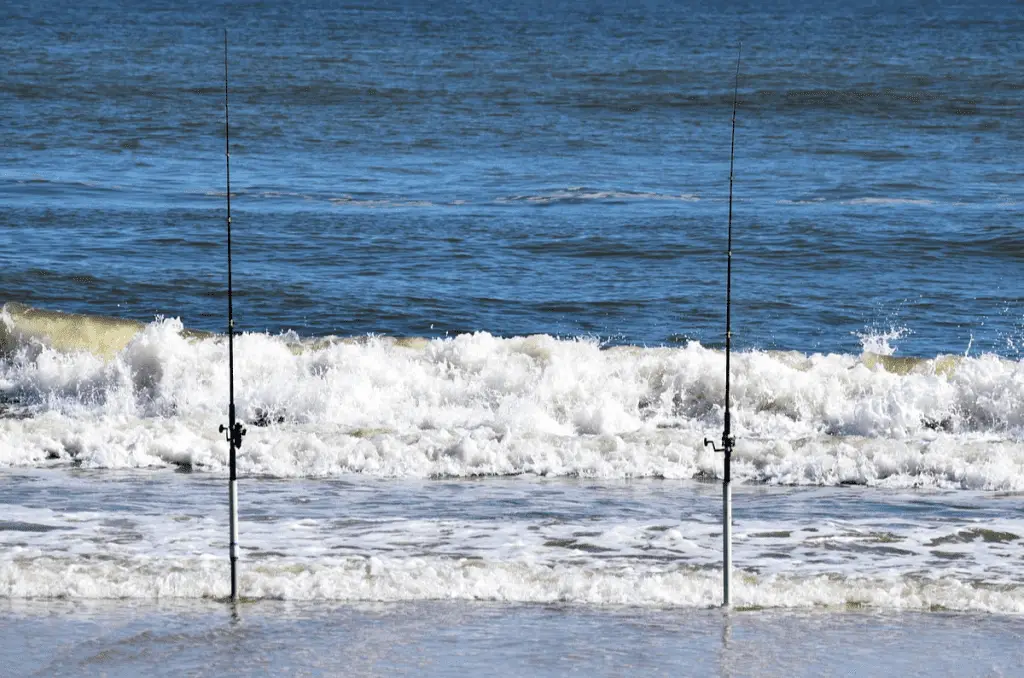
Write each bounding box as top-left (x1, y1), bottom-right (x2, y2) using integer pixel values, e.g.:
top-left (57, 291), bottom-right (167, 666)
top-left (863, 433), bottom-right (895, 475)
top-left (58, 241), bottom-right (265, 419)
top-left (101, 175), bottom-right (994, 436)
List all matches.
top-left (2, 303), bottom-right (1022, 487)
top-left (5, 555), bottom-right (1023, 613)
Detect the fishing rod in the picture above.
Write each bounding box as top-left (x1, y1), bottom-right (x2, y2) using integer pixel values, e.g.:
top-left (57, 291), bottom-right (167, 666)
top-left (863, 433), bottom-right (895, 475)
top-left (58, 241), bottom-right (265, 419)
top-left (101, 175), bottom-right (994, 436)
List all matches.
top-left (704, 45), bottom-right (741, 609)
top-left (219, 28), bottom-right (246, 605)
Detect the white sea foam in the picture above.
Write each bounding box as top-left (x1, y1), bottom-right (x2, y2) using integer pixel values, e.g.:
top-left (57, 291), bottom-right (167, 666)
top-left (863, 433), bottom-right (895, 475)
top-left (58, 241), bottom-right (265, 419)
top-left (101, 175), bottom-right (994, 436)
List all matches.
top-left (2, 318), bottom-right (1023, 485)
top-left (855, 327), bottom-right (908, 356)
top-left (3, 469), bottom-right (1023, 612)
top-left (4, 555), bottom-right (1023, 613)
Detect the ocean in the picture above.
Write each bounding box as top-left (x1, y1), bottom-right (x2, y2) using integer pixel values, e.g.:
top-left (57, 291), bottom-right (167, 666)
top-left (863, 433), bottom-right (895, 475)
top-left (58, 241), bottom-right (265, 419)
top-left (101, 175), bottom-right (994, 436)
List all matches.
top-left (2, 0), bottom-right (1023, 674)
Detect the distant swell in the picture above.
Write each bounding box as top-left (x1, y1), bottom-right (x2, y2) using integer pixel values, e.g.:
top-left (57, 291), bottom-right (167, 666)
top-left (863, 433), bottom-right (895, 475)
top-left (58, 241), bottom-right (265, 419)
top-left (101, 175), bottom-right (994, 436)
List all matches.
top-left (494, 188), bottom-right (700, 206)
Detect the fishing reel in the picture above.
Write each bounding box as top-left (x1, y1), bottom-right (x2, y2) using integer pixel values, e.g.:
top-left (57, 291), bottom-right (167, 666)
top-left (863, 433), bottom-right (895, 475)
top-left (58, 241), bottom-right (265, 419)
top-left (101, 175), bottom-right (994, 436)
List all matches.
top-left (220, 421), bottom-right (247, 449)
top-left (703, 434), bottom-right (735, 455)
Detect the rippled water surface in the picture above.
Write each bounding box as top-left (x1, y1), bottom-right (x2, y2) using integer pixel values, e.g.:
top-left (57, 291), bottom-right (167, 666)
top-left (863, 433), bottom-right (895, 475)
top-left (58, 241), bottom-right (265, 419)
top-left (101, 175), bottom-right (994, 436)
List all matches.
top-left (2, 0), bottom-right (1023, 672)
top-left (3, 0), bottom-right (1021, 354)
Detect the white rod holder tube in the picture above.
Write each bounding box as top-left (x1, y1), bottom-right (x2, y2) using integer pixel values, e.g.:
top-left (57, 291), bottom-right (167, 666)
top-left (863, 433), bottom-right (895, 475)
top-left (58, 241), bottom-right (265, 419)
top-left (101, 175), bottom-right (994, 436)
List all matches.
top-left (723, 479), bottom-right (732, 607)
top-left (230, 478), bottom-right (239, 602)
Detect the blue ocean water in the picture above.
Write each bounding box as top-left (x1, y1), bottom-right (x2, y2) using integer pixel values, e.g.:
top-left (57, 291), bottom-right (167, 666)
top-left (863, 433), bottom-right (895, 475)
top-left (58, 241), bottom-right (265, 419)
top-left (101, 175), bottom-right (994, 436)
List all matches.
top-left (2, 2), bottom-right (1024, 672)
top-left (3, 0), bottom-right (1020, 355)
